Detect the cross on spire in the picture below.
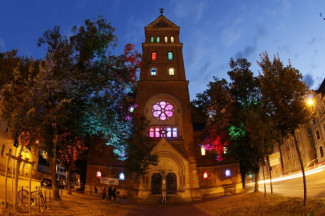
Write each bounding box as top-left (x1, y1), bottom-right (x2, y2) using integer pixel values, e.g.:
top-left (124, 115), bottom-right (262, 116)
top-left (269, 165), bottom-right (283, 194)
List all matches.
top-left (160, 8), bottom-right (164, 15)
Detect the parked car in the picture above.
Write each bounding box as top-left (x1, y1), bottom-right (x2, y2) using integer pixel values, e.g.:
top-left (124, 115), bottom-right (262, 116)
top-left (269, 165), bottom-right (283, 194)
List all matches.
top-left (41, 177), bottom-right (52, 188)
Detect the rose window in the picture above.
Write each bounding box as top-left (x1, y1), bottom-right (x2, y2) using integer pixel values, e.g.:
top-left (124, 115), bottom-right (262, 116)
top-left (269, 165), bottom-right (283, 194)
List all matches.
top-left (152, 101), bottom-right (174, 120)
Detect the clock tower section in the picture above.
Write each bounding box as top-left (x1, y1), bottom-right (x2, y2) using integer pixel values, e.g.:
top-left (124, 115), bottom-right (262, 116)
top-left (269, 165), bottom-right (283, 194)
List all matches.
top-left (136, 12), bottom-right (200, 200)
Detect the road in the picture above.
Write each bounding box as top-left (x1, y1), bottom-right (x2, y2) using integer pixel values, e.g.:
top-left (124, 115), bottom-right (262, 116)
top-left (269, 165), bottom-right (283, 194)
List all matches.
top-left (248, 165), bottom-right (325, 198)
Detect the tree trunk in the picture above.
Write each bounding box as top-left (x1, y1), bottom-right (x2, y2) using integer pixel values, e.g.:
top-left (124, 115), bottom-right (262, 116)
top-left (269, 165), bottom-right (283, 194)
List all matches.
top-left (66, 164), bottom-right (72, 195)
top-left (277, 139), bottom-right (284, 175)
top-left (293, 133), bottom-right (307, 206)
top-left (14, 146), bottom-right (23, 208)
top-left (262, 160), bottom-right (266, 197)
top-left (254, 165), bottom-right (260, 192)
top-left (267, 156), bottom-right (273, 193)
top-left (50, 134), bottom-right (60, 200)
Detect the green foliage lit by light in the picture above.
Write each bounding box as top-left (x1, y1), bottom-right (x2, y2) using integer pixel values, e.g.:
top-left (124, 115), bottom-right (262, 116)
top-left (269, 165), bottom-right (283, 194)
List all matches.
top-left (228, 125), bottom-right (246, 140)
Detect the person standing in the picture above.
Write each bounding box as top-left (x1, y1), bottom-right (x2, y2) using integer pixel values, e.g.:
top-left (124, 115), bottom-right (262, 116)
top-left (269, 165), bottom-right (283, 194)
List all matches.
top-left (112, 187), bottom-right (117, 201)
top-left (161, 187), bottom-right (167, 204)
top-left (108, 186), bottom-right (113, 200)
top-left (102, 186), bottom-right (107, 200)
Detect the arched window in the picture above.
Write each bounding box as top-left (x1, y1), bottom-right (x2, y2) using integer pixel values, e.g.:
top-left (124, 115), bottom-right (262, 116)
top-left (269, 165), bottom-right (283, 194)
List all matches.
top-left (164, 36), bottom-right (168, 43)
top-left (156, 36), bottom-right (160, 43)
top-left (316, 130), bottom-right (320, 140)
top-left (150, 36), bottom-right (154, 43)
top-left (320, 146), bottom-right (324, 157)
top-left (170, 36), bottom-right (174, 43)
top-left (151, 52), bottom-right (157, 61)
top-left (168, 52), bottom-right (173, 60)
top-left (150, 68), bottom-right (157, 76)
top-left (168, 68), bottom-right (175, 76)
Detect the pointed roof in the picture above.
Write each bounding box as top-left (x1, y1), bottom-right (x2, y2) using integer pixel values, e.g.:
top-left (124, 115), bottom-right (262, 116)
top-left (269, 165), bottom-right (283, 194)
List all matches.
top-left (145, 14), bottom-right (179, 31)
top-left (316, 78), bottom-right (325, 95)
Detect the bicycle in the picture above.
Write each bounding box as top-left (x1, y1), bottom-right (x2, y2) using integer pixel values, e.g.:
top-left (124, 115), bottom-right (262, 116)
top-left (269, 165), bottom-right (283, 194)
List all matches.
top-left (18, 187), bottom-right (45, 206)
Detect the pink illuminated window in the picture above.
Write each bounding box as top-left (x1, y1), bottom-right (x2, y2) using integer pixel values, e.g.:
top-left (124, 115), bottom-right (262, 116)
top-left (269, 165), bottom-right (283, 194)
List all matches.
top-left (152, 101), bottom-right (174, 121)
top-left (148, 126), bottom-right (178, 138)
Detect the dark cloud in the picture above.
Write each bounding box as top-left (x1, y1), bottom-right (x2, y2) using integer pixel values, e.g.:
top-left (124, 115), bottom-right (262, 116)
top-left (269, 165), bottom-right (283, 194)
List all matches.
top-left (235, 44), bottom-right (256, 59)
top-left (304, 73), bottom-right (314, 87)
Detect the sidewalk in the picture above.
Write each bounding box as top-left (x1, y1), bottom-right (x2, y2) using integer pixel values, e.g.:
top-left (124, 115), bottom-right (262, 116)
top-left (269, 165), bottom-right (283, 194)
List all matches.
top-left (1, 190), bottom-right (324, 216)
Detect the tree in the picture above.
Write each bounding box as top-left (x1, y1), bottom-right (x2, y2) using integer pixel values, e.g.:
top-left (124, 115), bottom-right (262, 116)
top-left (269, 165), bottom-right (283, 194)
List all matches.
top-left (0, 17), bottom-right (142, 200)
top-left (258, 52), bottom-right (311, 205)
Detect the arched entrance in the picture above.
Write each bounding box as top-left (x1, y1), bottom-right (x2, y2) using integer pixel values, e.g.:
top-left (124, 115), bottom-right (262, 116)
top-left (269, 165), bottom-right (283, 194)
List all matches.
top-left (166, 173), bottom-right (177, 194)
top-left (151, 173), bottom-right (162, 194)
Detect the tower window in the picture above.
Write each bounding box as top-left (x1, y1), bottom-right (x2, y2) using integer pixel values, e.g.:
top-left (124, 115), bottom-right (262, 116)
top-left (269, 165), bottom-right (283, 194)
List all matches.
top-left (200, 146), bottom-right (206, 156)
top-left (152, 101), bottom-right (174, 120)
top-left (156, 36), bottom-right (160, 43)
top-left (150, 36), bottom-right (154, 43)
top-left (170, 36), bottom-right (174, 43)
top-left (316, 130), bottom-right (320, 140)
top-left (150, 68), bottom-right (157, 76)
top-left (164, 36), bottom-right (168, 43)
top-left (152, 52), bottom-right (157, 61)
top-left (168, 68), bottom-right (175, 76)
top-left (168, 52), bottom-right (173, 60)
top-left (320, 146), bottom-right (324, 157)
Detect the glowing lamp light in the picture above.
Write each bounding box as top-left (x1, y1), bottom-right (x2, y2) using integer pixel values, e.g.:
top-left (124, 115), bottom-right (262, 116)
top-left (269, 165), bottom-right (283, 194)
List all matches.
top-left (129, 106), bottom-right (135, 113)
top-left (306, 98), bottom-right (315, 107)
top-left (96, 171), bottom-right (101, 178)
top-left (119, 172), bottom-right (125, 180)
top-left (203, 171), bottom-right (208, 179)
top-left (225, 169), bottom-right (231, 177)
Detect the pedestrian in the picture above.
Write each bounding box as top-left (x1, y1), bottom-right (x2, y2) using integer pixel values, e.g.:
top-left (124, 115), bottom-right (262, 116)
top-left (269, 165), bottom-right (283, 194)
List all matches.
top-left (94, 186), bottom-right (98, 194)
top-left (108, 186), bottom-right (113, 200)
top-left (112, 187), bottom-right (117, 201)
top-left (161, 187), bottom-right (167, 204)
top-left (102, 186), bottom-right (107, 200)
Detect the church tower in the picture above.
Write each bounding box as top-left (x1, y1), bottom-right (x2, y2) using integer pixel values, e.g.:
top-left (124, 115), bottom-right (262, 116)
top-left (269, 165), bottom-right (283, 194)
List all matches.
top-left (135, 10), bottom-right (200, 200)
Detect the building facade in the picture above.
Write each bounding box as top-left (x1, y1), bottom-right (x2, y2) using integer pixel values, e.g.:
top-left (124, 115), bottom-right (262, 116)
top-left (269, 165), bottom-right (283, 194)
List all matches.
top-left (85, 12), bottom-right (242, 202)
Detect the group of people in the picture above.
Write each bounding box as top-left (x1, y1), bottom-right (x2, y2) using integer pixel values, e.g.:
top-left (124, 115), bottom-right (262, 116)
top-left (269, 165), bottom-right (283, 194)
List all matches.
top-left (101, 185), bottom-right (119, 201)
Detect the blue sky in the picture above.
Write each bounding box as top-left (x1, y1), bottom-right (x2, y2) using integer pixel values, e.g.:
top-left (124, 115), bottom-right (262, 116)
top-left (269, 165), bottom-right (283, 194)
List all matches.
top-left (1, 0), bottom-right (325, 100)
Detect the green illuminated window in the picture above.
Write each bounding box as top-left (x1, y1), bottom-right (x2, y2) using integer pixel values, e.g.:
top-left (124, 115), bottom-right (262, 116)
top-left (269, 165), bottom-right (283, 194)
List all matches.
top-left (150, 36), bottom-right (154, 43)
top-left (156, 36), bottom-right (160, 43)
top-left (168, 52), bottom-right (173, 60)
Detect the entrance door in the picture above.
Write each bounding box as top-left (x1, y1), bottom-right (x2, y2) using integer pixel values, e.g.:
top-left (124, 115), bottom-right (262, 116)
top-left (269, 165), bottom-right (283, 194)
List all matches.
top-left (166, 173), bottom-right (177, 194)
top-left (151, 173), bottom-right (162, 194)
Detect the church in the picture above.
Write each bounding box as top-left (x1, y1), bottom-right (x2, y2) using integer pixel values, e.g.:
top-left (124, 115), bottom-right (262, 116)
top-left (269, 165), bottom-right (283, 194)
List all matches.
top-left (85, 11), bottom-right (242, 202)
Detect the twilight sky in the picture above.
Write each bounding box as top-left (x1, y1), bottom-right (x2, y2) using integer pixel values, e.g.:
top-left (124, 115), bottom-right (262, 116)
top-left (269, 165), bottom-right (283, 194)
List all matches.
top-left (1, 0), bottom-right (325, 100)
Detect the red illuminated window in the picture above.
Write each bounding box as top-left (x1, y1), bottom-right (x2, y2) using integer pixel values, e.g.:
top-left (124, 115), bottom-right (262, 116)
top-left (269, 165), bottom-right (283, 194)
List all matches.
top-left (152, 52), bottom-right (157, 61)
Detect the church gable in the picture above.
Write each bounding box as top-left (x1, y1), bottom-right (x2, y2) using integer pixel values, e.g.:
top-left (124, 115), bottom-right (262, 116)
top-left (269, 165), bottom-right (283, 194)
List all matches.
top-left (145, 15), bottom-right (179, 30)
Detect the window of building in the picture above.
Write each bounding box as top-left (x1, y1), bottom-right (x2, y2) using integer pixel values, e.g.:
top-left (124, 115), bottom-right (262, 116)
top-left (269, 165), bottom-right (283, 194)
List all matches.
top-left (225, 169), bottom-right (231, 177)
top-left (150, 68), bottom-right (157, 76)
top-left (152, 52), bottom-right (157, 61)
top-left (320, 146), bottom-right (324, 158)
top-left (168, 52), bottom-right (173, 60)
top-left (156, 36), bottom-right (160, 43)
top-left (1, 144), bottom-right (5, 156)
top-left (152, 101), bottom-right (174, 120)
top-left (316, 130), bottom-right (321, 140)
top-left (313, 119), bottom-right (317, 125)
top-left (150, 36), bottom-right (154, 43)
top-left (149, 126), bottom-right (178, 138)
top-left (200, 146), bottom-right (206, 156)
top-left (168, 68), bottom-right (175, 76)
top-left (164, 36), bottom-right (168, 43)
top-left (170, 36), bottom-right (174, 43)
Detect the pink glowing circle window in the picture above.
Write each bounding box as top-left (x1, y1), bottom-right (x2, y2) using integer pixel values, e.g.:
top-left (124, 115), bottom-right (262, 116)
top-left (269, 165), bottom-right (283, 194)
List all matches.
top-left (152, 101), bottom-right (174, 120)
